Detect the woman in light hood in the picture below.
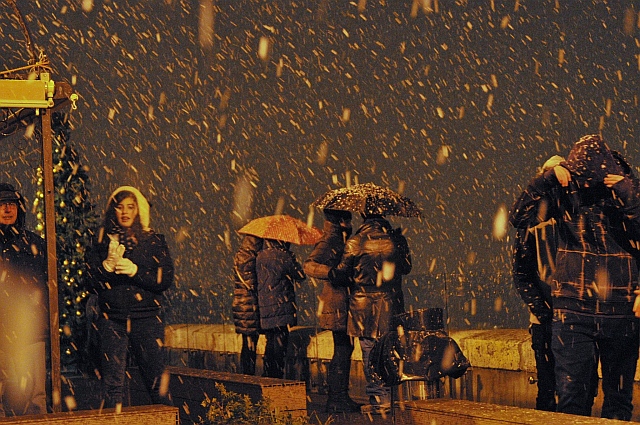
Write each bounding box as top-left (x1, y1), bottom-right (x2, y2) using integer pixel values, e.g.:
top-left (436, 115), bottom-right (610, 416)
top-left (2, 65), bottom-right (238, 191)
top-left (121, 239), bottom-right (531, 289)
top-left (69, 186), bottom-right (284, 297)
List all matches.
top-left (85, 186), bottom-right (174, 410)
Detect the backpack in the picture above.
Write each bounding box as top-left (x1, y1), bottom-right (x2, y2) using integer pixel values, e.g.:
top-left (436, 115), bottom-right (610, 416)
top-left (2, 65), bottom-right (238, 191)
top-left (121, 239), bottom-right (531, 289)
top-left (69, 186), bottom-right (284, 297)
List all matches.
top-left (369, 309), bottom-right (470, 386)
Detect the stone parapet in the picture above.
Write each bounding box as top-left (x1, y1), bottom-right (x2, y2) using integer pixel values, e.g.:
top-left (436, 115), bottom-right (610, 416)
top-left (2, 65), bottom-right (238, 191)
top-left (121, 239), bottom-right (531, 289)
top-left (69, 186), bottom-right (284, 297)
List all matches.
top-left (164, 324), bottom-right (535, 372)
top-left (395, 398), bottom-right (631, 425)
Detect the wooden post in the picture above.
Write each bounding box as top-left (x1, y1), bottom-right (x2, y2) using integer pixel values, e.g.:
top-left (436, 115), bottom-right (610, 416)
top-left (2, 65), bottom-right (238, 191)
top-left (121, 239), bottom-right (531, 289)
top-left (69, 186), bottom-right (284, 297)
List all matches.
top-left (41, 106), bottom-right (61, 413)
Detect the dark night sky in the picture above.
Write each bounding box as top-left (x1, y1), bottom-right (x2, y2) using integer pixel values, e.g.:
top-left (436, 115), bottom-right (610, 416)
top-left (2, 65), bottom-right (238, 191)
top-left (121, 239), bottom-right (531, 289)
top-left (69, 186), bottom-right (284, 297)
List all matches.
top-left (2, 0), bottom-right (640, 328)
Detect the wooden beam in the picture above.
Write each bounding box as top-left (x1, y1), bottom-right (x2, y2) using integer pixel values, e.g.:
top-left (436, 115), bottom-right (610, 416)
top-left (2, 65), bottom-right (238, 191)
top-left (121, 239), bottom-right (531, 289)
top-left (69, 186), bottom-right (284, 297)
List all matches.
top-left (40, 109), bottom-right (61, 413)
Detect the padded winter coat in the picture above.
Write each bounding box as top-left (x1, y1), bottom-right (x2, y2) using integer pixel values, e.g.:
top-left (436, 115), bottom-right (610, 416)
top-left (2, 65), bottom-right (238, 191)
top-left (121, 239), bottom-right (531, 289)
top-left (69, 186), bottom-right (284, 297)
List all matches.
top-left (304, 220), bottom-right (350, 331)
top-left (232, 235), bottom-right (263, 335)
top-left (256, 240), bottom-right (305, 330)
top-left (85, 231), bottom-right (174, 320)
top-left (330, 217), bottom-right (412, 339)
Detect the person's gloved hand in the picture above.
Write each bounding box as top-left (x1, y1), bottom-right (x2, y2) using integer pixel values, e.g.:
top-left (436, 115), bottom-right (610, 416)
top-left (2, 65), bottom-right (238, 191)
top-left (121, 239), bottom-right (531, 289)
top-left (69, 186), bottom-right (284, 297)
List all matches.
top-left (103, 237), bottom-right (126, 272)
top-left (543, 165), bottom-right (571, 187)
top-left (115, 258), bottom-right (138, 277)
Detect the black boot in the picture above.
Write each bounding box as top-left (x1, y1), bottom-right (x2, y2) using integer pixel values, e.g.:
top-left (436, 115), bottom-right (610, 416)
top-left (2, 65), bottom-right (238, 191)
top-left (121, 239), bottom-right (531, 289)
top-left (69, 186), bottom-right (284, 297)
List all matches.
top-left (339, 352), bottom-right (362, 411)
top-left (326, 342), bottom-right (361, 413)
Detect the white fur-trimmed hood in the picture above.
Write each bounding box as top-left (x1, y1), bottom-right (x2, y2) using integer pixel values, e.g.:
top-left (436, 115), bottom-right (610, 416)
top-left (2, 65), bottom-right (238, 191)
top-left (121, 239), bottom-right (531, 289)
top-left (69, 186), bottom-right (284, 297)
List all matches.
top-left (107, 186), bottom-right (151, 231)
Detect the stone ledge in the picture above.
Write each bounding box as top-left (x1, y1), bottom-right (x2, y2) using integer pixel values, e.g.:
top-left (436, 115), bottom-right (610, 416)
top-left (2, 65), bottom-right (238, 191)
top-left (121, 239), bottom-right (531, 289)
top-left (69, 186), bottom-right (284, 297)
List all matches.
top-left (0, 405), bottom-right (178, 425)
top-left (165, 325), bottom-right (640, 380)
top-left (450, 329), bottom-right (535, 372)
top-left (164, 324), bottom-right (531, 370)
top-left (396, 398), bottom-right (630, 425)
top-left (167, 365), bottom-right (306, 424)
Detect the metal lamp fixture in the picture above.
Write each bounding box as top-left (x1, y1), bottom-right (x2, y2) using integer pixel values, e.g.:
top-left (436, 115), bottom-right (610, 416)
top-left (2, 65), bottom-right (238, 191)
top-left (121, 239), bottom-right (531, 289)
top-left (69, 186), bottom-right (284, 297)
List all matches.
top-left (0, 73), bottom-right (55, 110)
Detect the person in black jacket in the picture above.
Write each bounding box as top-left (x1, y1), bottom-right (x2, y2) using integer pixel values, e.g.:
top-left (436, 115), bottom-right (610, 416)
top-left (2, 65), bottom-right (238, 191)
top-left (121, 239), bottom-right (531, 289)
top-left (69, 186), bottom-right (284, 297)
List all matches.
top-left (86, 186), bottom-right (174, 410)
top-left (232, 234), bottom-right (263, 375)
top-left (256, 238), bottom-right (305, 378)
top-left (0, 183), bottom-right (47, 416)
top-left (329, 214), bottom-right (411, 414)
top-left (304, 209), bottom-right (360, 413)
top-left (510, 135), bottom-right (640, 420)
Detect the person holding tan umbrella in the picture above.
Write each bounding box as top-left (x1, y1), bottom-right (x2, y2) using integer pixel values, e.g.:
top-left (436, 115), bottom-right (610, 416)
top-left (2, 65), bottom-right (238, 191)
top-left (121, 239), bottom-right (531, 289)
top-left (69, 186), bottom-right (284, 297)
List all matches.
top-left (232, 234), bottom-right (263, 375)
top-left (233, 215), bottom-right (320, 378)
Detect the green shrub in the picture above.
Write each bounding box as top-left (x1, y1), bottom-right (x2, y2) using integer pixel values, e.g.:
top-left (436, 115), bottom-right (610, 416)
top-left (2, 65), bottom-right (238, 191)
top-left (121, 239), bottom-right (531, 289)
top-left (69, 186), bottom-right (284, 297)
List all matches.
top-left (199, 383), bottom-right (331, 425)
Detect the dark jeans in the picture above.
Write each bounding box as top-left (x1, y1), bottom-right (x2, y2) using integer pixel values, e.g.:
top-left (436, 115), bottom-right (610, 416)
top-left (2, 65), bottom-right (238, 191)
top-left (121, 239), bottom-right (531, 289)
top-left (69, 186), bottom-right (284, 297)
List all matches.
top-left (263, 327), bottom-right (289, 378)
top-left (530, 322), bottom-right (556, 412)
top-left (552, 309), bottom-right (639, 420)
top-left (359, 337), bottom-right (389, 403)
top-left (327, 330), bottom-right (354, 402)
top-left (240, 333), bottom-right (259, 375)
top-left (98, 316), bottom-right (169, 408)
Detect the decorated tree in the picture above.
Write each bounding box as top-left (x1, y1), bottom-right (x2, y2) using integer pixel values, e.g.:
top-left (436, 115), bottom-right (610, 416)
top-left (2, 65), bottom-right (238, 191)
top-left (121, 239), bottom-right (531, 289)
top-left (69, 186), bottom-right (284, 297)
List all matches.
top-left (35, 111), bottom-right (100, 371)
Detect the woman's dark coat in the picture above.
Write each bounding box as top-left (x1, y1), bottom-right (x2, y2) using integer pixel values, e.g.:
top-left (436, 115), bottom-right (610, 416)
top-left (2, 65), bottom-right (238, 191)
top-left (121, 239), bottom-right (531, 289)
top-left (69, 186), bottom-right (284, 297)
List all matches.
top-left (304, 220), bottom-right (350, 331)
top-left (85, 231), bottom-right (174, 320)
top-left (256, 240), bottom-right (305, 330)
top-left (85, 187), bottom-right (173, 321)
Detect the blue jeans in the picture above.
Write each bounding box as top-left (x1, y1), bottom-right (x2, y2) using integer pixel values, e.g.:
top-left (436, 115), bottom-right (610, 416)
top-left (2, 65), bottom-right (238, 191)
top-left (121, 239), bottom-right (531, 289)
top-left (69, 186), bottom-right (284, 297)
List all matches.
top-left (552, 309), bottom-right (639, 420)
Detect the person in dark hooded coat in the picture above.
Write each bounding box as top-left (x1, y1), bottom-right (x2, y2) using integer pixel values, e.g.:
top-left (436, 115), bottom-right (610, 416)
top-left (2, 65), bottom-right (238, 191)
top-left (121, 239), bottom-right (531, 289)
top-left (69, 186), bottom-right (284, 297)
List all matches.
top-left (329, 214), bottom-right (411, 414)
top-left (510, 135), bottom-right (640, 420)
top-left (256, 238), bottom-right (305, 378)
top-left (304, 209), bottom-right (360, 413)
top-left (232, 234), bottom-right (263, 375)
top-left (0, 183), bottom-right (47, 416)
top-left (511, 155), bottom-right (598, 413)
top-left (85, 186), bottom-right (174, 410)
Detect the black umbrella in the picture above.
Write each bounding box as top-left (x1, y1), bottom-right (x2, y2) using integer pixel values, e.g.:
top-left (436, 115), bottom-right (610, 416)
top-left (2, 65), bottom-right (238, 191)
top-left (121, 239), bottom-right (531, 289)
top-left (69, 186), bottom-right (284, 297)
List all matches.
top-left (311, 182), bottom-right (422, 218)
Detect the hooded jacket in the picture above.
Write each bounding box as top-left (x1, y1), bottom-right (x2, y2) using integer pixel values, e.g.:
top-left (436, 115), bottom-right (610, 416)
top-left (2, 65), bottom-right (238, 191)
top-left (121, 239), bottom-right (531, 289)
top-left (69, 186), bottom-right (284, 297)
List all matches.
top-left (510, 135), bottom-right (640, 316)
top-left (256, 239), bottom-right (305, 330)
top-left (330, 216), bottom-right (412, 338)
top-left (85, 186), bottom-right (174, 320)
top-left (304, 216), bottom-right (351, 331)
top-left (0, 184), bottom-right (47, 343)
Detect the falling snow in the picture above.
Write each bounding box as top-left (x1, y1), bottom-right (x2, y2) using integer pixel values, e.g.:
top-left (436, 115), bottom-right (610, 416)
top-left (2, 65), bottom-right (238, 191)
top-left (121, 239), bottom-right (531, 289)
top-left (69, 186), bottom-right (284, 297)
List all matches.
top-left (2, 1), bottom-right (640, 333)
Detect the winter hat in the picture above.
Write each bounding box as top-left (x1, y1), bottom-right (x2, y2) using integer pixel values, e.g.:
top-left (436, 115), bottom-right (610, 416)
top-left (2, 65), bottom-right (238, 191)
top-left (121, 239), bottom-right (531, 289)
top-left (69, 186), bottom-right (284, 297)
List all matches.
top-left (0, 183), bottom-right (25, 229)
top-left (0, 183), bottom-right (20, 204)
top-left (563, 134), bottom-right (623, 186)
top-left (107, 186), bottom-right (151, 231)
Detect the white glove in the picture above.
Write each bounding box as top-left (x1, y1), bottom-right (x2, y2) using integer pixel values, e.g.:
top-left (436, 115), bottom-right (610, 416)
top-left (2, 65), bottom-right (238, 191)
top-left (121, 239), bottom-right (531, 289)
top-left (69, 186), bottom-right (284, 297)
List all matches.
top-left (115, 258), bottom-right (138, 277)
top-left (103, 237), bottom-right (126, 272)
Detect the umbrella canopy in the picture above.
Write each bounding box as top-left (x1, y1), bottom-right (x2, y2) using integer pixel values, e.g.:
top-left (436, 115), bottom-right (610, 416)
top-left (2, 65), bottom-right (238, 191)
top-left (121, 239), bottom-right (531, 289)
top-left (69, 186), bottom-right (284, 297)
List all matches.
top-left (311, 182), bottom-right (422, 218)
top-left (238, 214), bottom-right (322, 245)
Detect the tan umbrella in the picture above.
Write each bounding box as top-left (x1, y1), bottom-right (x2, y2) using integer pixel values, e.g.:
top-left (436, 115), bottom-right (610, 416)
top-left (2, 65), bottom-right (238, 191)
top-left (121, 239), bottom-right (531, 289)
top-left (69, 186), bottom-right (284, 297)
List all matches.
top-left (238, 214), bottom-right (322, 245)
